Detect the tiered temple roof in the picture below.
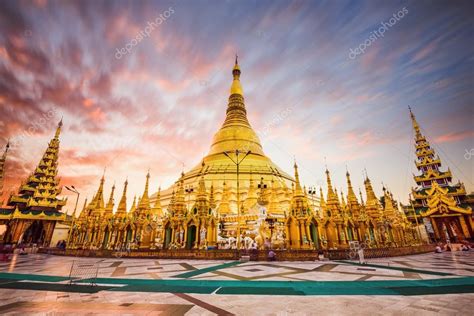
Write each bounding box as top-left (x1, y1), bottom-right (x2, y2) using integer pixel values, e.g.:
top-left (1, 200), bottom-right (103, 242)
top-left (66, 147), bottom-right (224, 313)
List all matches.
top-left (405, 107), bottom-right (470, 216)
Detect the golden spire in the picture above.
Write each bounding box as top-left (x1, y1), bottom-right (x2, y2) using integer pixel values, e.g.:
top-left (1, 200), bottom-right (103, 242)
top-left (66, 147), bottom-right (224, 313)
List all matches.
top-left (319, 187), bottom-right (325, 207)
top-left (105, 183), bottom-right (115, 215)
top-left (139, 171), bottom-right (151, 209)
top-left (230, 55), bottom-right (243, 96)
top-left (209, 182), bottom-right (216, 209)
top-left (364, 173), bottom-right (382, 220)
top-left (79, 197), bottom-right (88, 217)
top-left (152, 186), bottom-right (162, 216)
top-left (383, 187), bottom-right (396, 219)
top-left (408, 106), bottom-right (423, 139)
top-left (116, 179), bottom-right (128, 215)
top-left (193, 169), bottom-right (210, 217)
top-left (172, 177), bottom-right (186, 216)
top-left (0, 141), bottom-right (10, 203)
top-left (55, 118), bottom-right (63, 139)
top-left (208, 57), bottom-right (264, 156)
top-left (364, 174), bottom-right (377, 203)
top-left (359, 189), bottom-right (365, 206)
top-left (95, 174), bottom-right (106, 210)
top-left (129, 195), bottom-right (137, 214)
top-left (346, 170), bottom-right (359, 207)
top-left (196, 172), bottom-right (208, 201)
top-left (293, 162), bottom-right (303, 196)
top-left (325, 168), bottom-right (337, 203)
top-left (340, 190), bottom-right (346, 209)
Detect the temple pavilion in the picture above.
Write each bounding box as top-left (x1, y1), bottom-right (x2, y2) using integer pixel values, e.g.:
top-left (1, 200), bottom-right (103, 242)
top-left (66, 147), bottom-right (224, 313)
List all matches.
top-left (0, 121), bottom-right (67, 246)
top-left (402, 108), bottom-right (473, 242)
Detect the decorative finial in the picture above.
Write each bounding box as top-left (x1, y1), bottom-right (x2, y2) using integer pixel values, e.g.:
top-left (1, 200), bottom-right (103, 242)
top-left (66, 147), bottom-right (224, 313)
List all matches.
top-left (54, 117), bottom-right (63, 139)
top-left (235, 54), bottom-right (238, 65)
top-left (231, 55), bottom-right (242, 94)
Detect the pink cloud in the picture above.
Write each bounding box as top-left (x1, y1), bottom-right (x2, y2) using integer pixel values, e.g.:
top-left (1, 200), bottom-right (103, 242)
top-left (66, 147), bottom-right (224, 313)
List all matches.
top-left (435, 130), bottom-right (474, 143)
top-left (412, 40), bottom-right (438, 63)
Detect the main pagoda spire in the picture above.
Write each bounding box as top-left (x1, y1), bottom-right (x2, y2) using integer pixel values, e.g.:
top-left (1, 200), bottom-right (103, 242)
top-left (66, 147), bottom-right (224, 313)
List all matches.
top-left (230, 55), bottom-right (243, 96)
top-left (208, 57), bottom-right (264, 156)
top-left (0, 141), bottom-right (10, 204)
top-left (8, 119), bottom-right (67, 212)
top-left (409, 107), bottom-right (452, 189)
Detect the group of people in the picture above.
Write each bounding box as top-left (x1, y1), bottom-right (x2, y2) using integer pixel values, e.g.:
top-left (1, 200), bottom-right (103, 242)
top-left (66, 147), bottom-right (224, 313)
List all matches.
top-left (435, 241), bottom-right (472, 253)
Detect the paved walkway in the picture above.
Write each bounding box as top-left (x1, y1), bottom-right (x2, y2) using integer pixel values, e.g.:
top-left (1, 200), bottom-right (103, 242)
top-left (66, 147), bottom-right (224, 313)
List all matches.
top-left (0, 251), bottom-right (473, 314)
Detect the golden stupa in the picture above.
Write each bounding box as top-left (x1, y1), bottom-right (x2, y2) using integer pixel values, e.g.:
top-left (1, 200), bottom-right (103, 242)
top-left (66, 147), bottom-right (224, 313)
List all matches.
top-left (154, 58), bottom-right (294, 213)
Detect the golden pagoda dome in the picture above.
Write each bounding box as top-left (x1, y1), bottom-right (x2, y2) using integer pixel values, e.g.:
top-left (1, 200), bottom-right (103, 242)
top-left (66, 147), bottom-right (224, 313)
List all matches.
top-left (153, 58), bottom-right (294, 213)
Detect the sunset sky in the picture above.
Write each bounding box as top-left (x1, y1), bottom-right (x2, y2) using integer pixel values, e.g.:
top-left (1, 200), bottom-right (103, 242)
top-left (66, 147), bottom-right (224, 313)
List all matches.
top-left (0, 0), bottom-right (473, 214)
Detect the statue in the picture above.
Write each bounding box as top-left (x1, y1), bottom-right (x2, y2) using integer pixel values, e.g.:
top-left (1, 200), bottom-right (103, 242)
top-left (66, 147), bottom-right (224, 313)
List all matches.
top-left (179, 228), bottom-right (184, 244)
top-left (175, 230), bottom-right (180, 244)
top-left (200, 227), bottom-right (207, 248)
top-left (255, 221), bottom-right (271, 249)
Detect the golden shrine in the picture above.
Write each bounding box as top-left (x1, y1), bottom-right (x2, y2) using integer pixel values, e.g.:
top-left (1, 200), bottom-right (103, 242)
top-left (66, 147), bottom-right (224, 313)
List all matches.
top-left (0, 122), bottom-right (67, 246)
top-left (65, 59), bottom-right (420, 251)
top-left (403, 108), bottom-right (473, 241)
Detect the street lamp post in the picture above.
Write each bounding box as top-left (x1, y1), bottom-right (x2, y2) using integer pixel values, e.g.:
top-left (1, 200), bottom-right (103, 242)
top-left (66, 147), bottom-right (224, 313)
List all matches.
top-left (223, 149), bottom-right (251, 250)
top-left (65, 186), bottom-right (80, 247)
top-left (265, 217), bottom-right (276, 247)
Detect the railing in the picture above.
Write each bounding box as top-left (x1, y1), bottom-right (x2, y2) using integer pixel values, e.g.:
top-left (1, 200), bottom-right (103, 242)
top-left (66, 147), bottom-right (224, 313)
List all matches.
top-left (68, 260), bottom-right (99, 286)
top-left (41, 244), bottom-right (435, 261)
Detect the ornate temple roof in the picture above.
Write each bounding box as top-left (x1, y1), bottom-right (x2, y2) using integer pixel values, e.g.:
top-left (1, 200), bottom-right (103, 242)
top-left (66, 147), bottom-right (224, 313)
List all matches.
top-left (6, 120), bottom-right (67, 213)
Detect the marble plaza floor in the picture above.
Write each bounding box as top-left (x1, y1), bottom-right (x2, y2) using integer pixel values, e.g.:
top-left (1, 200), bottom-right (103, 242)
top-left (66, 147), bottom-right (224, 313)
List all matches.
top-left (0, 251), bottom-right (473, 315)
